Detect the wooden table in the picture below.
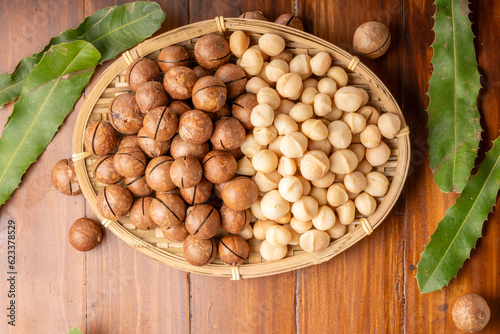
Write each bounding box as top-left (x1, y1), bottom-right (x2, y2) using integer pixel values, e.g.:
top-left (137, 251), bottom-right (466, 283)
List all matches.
top-left (0, 0), bottom-right (499, 333)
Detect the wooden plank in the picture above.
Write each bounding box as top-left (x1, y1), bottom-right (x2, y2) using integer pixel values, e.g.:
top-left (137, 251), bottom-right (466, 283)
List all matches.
top-left (0, 1), bottom-right (86, 333)
top-left (403, 0), bottom-right (500, 332)
top-left (82, 1), bottom-right (191, 333)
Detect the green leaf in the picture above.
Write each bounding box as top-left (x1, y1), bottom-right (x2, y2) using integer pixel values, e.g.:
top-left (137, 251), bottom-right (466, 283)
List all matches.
top-left (416, 137), bottom-right (500, 293)
top-left (68, 328), bottom-right (83, 334)
top-left (0, 1), bottom-right (165, 108)
top-left (427, 0), bottom-right (481, 193)
top-left (0, 41), bottom-right (100, 205)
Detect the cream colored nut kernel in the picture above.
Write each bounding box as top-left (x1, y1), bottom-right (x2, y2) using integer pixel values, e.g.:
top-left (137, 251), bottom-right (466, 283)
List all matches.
top-left (326, 221), bottom-right (346, 239)
top-left (311, 171), bottom-right (335, 188)
top-left (246, 76), bottom-right (269, 94)
top-left (334, 173), bottom-right (345, 183)
top-left (327, 66), bottom-right (348, 87)
top-left (278, 176), bottom-right (303, 202)
top-left (313, 93), bottom-right (333, 117)
top-left (327, 183), bottom-right (349, 207)
top-left (303, 78), bottom-right (318, 89)
top-left (308, 139), bottom-right (332, 156)
top-left (289, 102), bottom-right (314, 123)
top-left (270, 51), bottom-right (293, 63)
top-left (253, 219), bottom-right (277, 240)
top-left (291, 196), bottom-right (319, 221)
top-left (295, 175), bottom-right (312, 195)
top-left (365, 141), bottom-right (391, 166)
top-left (360, 124), bottom-right (382, 149)
top-left (310, 51), bottom-right (332, 76)
top-left (328, 121), bottom-right (352, 149)
top-left (268, 136), bottom-right (284, 158)
top-left (301, 87), bottom-right (318, 105)
top-left (241, 134), bottom-right (262, 158)
top-left (236, 57), bottom-right (242, 67)
top-left (300, 150), bottom-right (330, 181)
top-left (251, 103), bottom-right (275, 127)
top-left (240, 47), bottom-right (264, 75)
top-left (276, 99), bottom-right (295, 115)
top-left (237, 156), bottom-right (256, 176)
top-left (344, 112), bottom-right (367, 134)
top-left (348, 143), bottom-right (366, 163)
top-left (261, 190), bottom-right (290, 220)
top-left (358, 88), bottom-right (369, 106)
top-left (250, 45), bottom-right (269, 61)
top-left (283, 223), bottom-right (300, 245)
top-left (252, 150), bottom-right (278, 173)
top-left (289, 54), bottom-right (312, 80)
top-left (260, 240), bottom-right (288, 261)
top-left (324, 103), bottom-right (344, 121)
top-left (251, 198), bottom-right (267, 220)
top-left (355, 159), bottom-right (373, 175)
top-left (329, 149), bottom-right (358, 174)
top-left (357, 106), bottom-right (380, 125)
top-left (238, 224), bottom-right (253, 240)
top-left (299, 230), bottom-right (330, 253)
top-left (257, 87), bottom-right (281, 110)
top-left (274, 114), bottom-right (298, 135)
top-left (229, 30), bottom-right (250, 57)
top-left (336, 200), bottom-right (355, 225)
top-left (276, 73), bottom-right (303, 99)
top-left (355, 192), bottom-right (377, 216)
top-left (253, 170), bottom-right (281, 192)
top-left (278, 156), bottom-right (297, 176)
top-left (276, 211), bottom-right (292, 224)
top-left (309, 187), bottom-right (328, 206)
top-left (365, 171), bottom-right (389, 197)
top-left (344, 171), bottom-right (366, 193)
top-left (257, 62), bottom-right (274, 86)
top-left (280, 132), bottom-right (308, 158)
top-left (265, 224), bottom-right (292, 247)
top-left (346, 188), bottom-right (359, 200)
top-left (265, 59), bottom-right (289, 82)
top-left (312, 205), bottom-right (336, 231)
top-left (302, 119), bottom-right (328, 141)
top-left (334, 86), bottom-right (363, 112)
top-left (258, 33), bottom-right (286, 57)
top-left (378, 113), bottom-right (402, 139)
top-left (253, 125), bottom-right (278, 146)
top-left (317, 78), bottom-right (337, 98)
top-left (290, 217), bottom-right (313, 234)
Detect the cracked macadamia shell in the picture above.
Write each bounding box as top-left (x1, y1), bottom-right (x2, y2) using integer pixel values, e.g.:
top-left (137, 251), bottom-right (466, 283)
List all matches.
top-left (135, 81), bottom-right (169, 113)
top-left (202, 150), bottom-right (237, 184)
top-left (163, 66), bottom-right (198, 100)
top-left (157, 45), bottom-right (190, 73)
top-left (210, 117), bottom-right (246, 151)
top-left (84, 121), bottom-right (118, 156)
top-left (52, 159), bottom-right (81, 196)
top-left (183, 235), bottom-right (217, 266)
top-left (191, 76), bottom-right (228, 113)
top-left (218, 235), bottom-right (250, 265)
top-left (194, 34), bottom-right (231, 70)
top-left (143, 106), bottom-right (178, 142)
top-left (96, 184), bottom-right (133, 220)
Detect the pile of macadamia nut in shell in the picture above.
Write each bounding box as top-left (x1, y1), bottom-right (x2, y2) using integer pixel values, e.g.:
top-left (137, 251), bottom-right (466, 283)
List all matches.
top-left (74, 13), bottom-right (401, 266)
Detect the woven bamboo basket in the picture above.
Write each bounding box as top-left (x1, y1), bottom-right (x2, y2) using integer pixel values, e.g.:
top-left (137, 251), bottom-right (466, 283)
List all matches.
top-left (72, 17), bottom-right (410, 280)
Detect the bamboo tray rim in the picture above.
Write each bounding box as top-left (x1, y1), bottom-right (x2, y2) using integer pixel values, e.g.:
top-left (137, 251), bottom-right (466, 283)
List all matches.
top-left (72, 17), bottom-right (411, 279)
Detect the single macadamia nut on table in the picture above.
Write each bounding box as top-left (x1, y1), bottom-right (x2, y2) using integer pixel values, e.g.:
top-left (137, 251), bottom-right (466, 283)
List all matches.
top-left (150, 193), bottom-right (186, 228)
top-left (237, 156), bottom-right (256, 176)
top-left (274, 114), bottom-right (298, 136)
top-left (253, 170), bottom-right (281, 192)
top-left (229, 30), bottom-right (250, 57)
top-left (336, 200), bottom-right (356, 225)
top-left (327, 183), bottom-right (349, 207)
top-left (96, 184), bottom-right (133, 220)
top-left (334, 86), bottom-right (363, 112)
top-left (170, 156), bottom-right (203, 189)
top-left (344, 171), bottom-right (367, 193)
top-left (280, 132), bottom-right (308, 158)
top-left (157, 45), bottom-right (190, 73)
top-left (278, 156), bottom-right (297, 176)
top-left (161, 224), bottom-right (189, 242)
top-left (240, 47), bottom-right (264, 75)
top-left (194, 34), bottom-right (230, 70)
top-left (170, 134), bottom-right (210, 160)
top-left (222, 177), bottom-right (259, 211)
top-left (353, 21), bottom-right (391, 59)
top-left (358, 106), bottom-right (380, 125)
top-left (310, 52), bottom-right (332, 76)
top-left (364, 171), bottom-right (389, 197)
top-left (291, 196), bottom-right (319, 221)
top-left (301, 87), bottom-right (318, 105)
top-left (290, 217), bottom-right (312, 234)
top-left (52, 159), bottom-right (81, 196)
top-left (300, 230), bottom-right (330, 253)
top-left (185, 204), bottom-right (220, 239)
top-left (163, 66), bottom-right (197, 100)
top-left (238, 224), bottom-right (254, 240)
top-left (178, 110), bottom-right (213, 144)
top-left (214, 63), bottom-right (247, 99)
top-left (329, 149), bottom-right (358, 174)
top-left (113, 146), bottom-right (147, 178)
top-left (326, 221), bottom-right (347, 239)
top-left (246, 76), bottom-right (269, 94)
top-left (69, 218), bottom-right (103, 252)
top-left (210, 117), bottom-right (246, 151)
top-left (253, 126), bottom-right (278, 146)
top-left (258, 33), bottom-right (286, 57)
top-left (365, 141), bottom-right (391, 166)
top-left (109, 93), bottom-right (144, 134)
top-left (260, 240), bottom-right (288, 262)
top-left (202, 150), bottom-right (237, 184)
top-left (220, 204), bottom-right (251, 234)
top-left (180, 177), bottom-right (212, 205)
top-left (257, 87), bottom-right (281, 110)
top-left (313, 93), bottom-right (333, 117)
top-left (276, 73), bottom-right (303, 99)
top-left (129, 197), bottom-right (157, 230)
top-left (125, 175), bottom-right (153, 197)
top-left (300, 150), bottom-right (330, 181)
top-left (143, 106), bottom-right (178, 142)
top-left (308, 138), bottom-right (332, 156)
top-left (266, 59), bottom-right (289, 82)
top-left (348, 143), bottom-right (366, 162)
top-left (290, 54), bottom-right (312, 80)
top-left (192, 76), bottom-right (227, 113)
top-left (378, 113), bottom-right (401, 139)
top-left (232, 93), bottom-right (258, 130)
top-left (126, 58), bottom-right (160, 91)
top-left (317, 78), bottom-right (337, 98)
top-left (327, 66), bottom-right (348, 88)
top-left (252, 150), bottom-right (279, 173)
top-left (253, 219), bottom-right (278, 240)
top-left (344, 112), bottom-right (367, 134)
top-left (328, 121), bottom-right (352, 149)
top-left (266, 224), bottom-right (292, 247)
top-left (311, 171), bottom-right (336, 188)
top-left (145, 156), bottom-right (176, 192)
top-left (279, 176), bottom-right (304, 202)
top-left (275, 13), bottom-right (304, 30)
top-left (261, 190), bottom-right (290, 220)
top-left (183, 235), bottom-right (217, 266)
top-left (452, 293), bottom-right (491, 333)
top-left (219, 235), bottom-right (250, 265)
top-left (94, 155), bottom-right (123, 185)
top-left (360, 124), bottom-right (382, 148)
top-left (309, 186), bottom-right (328, 206)
top-left (355, 192), bottom-right (377, 216)
top-left (312, 206), bottom-right (336, 231)
top-left (302, 119), bottom-right (329, 141)
top-left (251, 103), bottom-right (275, 127)
top-left (241, 134), bottom-right (262, 157)
top-left (135, 81), bottom-right (169, 113)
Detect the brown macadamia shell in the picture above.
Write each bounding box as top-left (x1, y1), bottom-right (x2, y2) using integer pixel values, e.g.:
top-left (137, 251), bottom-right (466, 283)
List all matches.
top-left (84, 121), bottom-right (118, 156)
top-left (178, 109), bottom-right (214, 144)
top-left (170, 156), bottom-right (203, 189)
top-left (202, 150), bottom-right (237, 184)
top-left (185, 204), bottom-right (220, 239)
top-left (210, 117), bottom-right (246, 151)
top-left (183, 235), bottom-right (217, 266)
top-left (192, 76), bottom-right (228, 112)
top-left (51, 159), bottom-right (81, 196)
top-left (126, 58), bottom-right (160, 91)
top-left (194, 34), bottom-right (231, 70)
top-left (219, 235), bottom-right (250, 265)
top-left (69, 218), bottom-right (102, 252)
top-left (135, 81), bottom-right (169, 113)
top-left (157, 45), bottom-right (190, 73)
top-left (129, 197), bottom-right (157, 230)
top-left (150, 193), bottom-right (186, 227)
top-left (96, 184), bottom-right (133, 220)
